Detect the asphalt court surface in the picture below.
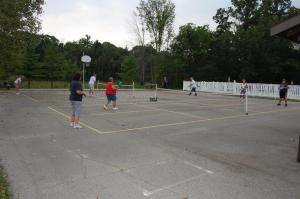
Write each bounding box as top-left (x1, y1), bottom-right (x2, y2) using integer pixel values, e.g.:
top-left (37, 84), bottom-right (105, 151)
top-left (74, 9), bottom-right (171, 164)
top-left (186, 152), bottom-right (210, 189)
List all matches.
top-left (0, 89), bottom-right (300, 199)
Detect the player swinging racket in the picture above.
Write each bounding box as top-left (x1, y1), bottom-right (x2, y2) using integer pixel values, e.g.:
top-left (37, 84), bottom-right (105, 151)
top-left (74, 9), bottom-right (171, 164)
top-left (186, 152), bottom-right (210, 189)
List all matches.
top-left (104, 77), bottom-right (119, 110)
top-left (189, 77), bottom-right (197, 96)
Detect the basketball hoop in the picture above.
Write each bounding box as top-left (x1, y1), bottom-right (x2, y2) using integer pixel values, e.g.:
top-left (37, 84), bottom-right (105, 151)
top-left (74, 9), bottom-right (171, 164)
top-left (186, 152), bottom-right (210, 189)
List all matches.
top-left (81, 55), bottom-right (91, 63)
top-left (81, 55), bottom-right (92, 89)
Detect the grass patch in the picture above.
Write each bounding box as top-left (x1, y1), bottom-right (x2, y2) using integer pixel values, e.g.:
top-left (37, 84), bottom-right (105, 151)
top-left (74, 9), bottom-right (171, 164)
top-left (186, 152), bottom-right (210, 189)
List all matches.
top-left (0, 166), bottom-right (12, 199)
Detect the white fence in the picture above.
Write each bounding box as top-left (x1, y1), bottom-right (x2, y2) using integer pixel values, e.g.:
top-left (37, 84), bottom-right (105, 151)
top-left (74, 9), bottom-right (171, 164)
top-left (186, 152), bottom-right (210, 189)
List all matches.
top-left (183, 81), bottom-right (300, 100)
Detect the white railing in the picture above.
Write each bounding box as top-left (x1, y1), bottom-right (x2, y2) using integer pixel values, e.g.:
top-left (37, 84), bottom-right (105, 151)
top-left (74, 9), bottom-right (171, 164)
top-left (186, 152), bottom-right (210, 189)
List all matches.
top-left (183, 81), bottom-right (300, 100)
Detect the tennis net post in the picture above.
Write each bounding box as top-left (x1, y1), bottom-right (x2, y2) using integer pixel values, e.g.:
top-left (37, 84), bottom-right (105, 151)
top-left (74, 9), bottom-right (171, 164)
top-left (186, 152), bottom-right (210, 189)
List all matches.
top-left (245, 93), bottom-right (248, 115)
top-left (297, 135), bottom-right (300, 163)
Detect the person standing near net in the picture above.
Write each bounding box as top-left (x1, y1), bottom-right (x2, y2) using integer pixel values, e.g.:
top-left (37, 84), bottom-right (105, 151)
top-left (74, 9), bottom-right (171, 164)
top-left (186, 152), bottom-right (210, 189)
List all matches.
top-left (14, 76), bottom-right (22, 95)
top-left (104, 77), bottom-right (118, 110)
top-left (88, 73), bottom-right (96, 96)
top-left (70, 73), bottom-right (86, 129)
top-left (277, 79), bottom-right (289, 107)
top-left (240, 78), bottom-right (248, 102)
top-left (189, 77), bottom-right (197, 96)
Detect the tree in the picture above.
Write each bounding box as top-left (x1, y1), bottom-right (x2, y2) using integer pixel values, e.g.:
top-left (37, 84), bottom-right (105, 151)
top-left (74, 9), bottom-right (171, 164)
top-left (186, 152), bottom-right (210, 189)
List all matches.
top-left (118, 55), bottom-right (139, 83)
top-left (0, 0), bottom-right (45, 78)
top-left (137, 0), bottom-right (175, 52)
top-left (43, 44), bottom-right (66, 88)
top-left (171, 24), bottom-right (214, 80)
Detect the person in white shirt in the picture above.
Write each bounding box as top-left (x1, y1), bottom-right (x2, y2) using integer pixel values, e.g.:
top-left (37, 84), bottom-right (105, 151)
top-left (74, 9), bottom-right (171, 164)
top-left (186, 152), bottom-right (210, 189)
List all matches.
top-left (189, 77), bottom-right (197, 96)
top-left (88, 73), bottom-right (96, 96)
top-left (14, 76), bottom-right (22, 95)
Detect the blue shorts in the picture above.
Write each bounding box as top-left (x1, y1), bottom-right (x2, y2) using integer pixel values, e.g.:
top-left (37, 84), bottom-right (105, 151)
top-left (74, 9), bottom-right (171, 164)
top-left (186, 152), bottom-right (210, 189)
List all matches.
top-left (71, 101), bottom-right (82, 117)
top-left (106, 94), bottom-right (117, 102)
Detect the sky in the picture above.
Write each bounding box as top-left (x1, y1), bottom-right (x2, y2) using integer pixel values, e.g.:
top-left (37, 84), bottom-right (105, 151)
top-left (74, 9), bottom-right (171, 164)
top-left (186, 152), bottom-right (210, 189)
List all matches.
top-left (40, 0), bottom-right (300, 48)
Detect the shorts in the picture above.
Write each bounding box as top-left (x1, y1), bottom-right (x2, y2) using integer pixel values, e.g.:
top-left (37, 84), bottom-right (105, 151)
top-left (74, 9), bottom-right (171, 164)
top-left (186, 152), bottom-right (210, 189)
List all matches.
top-left (71, 101), bottom-right (82, 117)
top-left (191, 87), bottom-right (196, 92)
top-left (279, 91), bottom-right (287, 99)
top-left (240, 89), bottom-right (246, 95)
top-left (106, 94), bottom-right (117, 102)
top-left (89, 83), bottom-right (95, 91)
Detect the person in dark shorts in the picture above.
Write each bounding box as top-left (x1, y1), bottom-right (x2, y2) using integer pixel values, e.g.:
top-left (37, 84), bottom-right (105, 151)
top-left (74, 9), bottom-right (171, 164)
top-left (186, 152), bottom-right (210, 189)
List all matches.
top-left (104, 77), bottom-right (118, 110)
top-left (277, 79), bottom-right (289, 107)
top-left (70, 73), bottom-right (86, 129)
top-left (240, 79), bottom-right (248, 102)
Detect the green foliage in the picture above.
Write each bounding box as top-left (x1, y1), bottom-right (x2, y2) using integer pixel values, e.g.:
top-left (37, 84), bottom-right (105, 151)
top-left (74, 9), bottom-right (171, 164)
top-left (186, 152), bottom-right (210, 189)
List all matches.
top-left (0, 0), bottom-right (45, 79)
top-left (1, 0), bottom-right (300, 89)
top-left (118, 55), bottom-right (139, 83)
top-left (137, 0), bottom-right (175, 51)
top-left (0, 167), bottom-right (12, 199)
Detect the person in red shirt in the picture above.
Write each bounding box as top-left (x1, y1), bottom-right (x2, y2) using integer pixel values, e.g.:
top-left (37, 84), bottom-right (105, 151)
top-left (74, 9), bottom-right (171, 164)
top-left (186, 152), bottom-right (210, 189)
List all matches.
top-left (104, 77), bottom-right (119, 110)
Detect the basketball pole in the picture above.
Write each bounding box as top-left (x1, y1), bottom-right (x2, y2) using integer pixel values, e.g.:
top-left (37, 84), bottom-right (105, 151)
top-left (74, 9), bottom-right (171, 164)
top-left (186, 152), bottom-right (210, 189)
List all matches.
top-left (82, 62), bottom-right (85, 90)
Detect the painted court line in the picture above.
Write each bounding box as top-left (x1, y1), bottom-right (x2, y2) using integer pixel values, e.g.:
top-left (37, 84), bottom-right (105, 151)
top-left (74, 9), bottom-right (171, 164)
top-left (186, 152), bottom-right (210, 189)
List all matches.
top-left (184, 161), bottom-right (214, 174)
top-left (48, 104), bottom-right (300, 136)
top-left (142, 173), bottom-right (208, 197)
top-left (22, 93), bottom-right (39, 102)
top-left (91, 109), bottom-right (159, 116)
top-left (100, 107), bottom-right (300, 134)
top-left (48, 106), bottom-right (104, 135)
top-left (135, 104), bottom-right (208, 120)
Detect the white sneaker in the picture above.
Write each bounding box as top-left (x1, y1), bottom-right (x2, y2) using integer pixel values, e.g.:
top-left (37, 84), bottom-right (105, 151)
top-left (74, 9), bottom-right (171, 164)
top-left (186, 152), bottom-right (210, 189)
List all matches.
top-left (73, 124), bottom-right (82, 129)
top-left (103, 105), bottom-right (108, 110)
top-left (112, 107), bottom-right (119, 110)
top-left (70, 122), bottom-right (74, 127)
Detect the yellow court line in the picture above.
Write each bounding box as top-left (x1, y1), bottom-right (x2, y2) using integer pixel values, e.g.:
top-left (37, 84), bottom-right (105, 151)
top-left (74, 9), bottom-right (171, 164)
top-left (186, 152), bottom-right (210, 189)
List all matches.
top-left (48, 104), bottom-right (300, 136)
top-left (135, 104), bottom-right (208, 119)
top-left (100, 107), bottom-right (300, 134)
top-left (91, 109), bottom-right (159, 116)
top-left (22, 93), bottom-right (39, 102)
top-left (48, 106), bottom-right (104, 135)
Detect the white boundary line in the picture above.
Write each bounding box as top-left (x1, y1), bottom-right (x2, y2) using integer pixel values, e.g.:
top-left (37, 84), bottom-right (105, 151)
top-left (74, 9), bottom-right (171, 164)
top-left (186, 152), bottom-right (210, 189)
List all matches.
top-left (142, 173), bottom-right (208, 197)
top-left (22, 93), bottom-right (39, 102)
top-left (184, 161), bottom-right (214, 174)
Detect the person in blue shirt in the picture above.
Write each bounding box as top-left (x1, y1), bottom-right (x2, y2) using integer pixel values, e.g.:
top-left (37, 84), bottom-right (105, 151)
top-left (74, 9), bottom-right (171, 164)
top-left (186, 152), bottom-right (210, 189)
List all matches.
top-left (70, 73), bottom-right (86, 129)
top-left (277, 79), bottom-right (289, 107)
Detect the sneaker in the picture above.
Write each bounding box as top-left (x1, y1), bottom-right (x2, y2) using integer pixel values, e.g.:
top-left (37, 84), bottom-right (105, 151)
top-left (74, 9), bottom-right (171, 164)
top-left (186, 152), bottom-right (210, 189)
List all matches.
top-left (70, 122), bottom-right (74, 127)
top-left (277, 103), bottom-right (281, 106)
top-left (103, 105), bottom-right (108, 110)
top-left (73, 124), bottom-right (82, 129)
top-left (285, 104), bottom-right (287, 107)
top-left (112, 107), bottom-right (119, 110)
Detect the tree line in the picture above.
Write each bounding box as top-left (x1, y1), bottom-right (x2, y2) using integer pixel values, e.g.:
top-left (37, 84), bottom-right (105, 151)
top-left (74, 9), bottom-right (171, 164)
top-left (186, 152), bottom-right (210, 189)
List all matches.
top-left (0, 0), bottom-right (299, 88)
